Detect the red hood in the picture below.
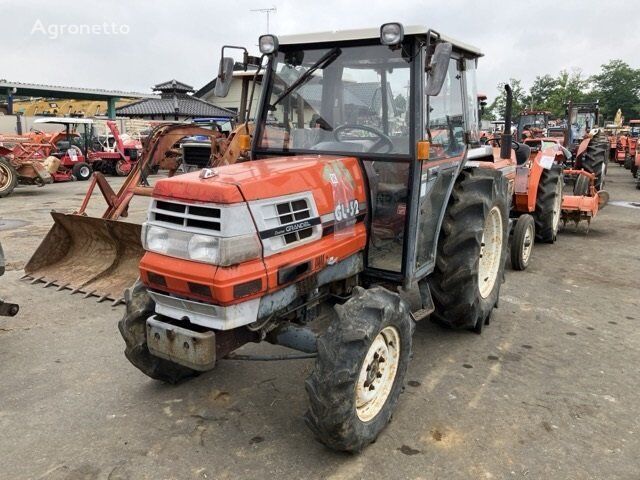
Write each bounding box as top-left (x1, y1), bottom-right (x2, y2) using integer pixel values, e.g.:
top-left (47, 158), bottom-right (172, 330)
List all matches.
top-left (152, 155), bottom-right (366, 214)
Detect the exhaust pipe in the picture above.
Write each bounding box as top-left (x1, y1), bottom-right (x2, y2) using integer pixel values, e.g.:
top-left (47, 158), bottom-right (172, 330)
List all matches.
top-left (501, 84), bottom-right (513, 160)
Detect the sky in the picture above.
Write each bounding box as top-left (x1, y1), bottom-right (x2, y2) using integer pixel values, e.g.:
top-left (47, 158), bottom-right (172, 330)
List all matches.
top-left (1, 0), bottom-right (639, 103)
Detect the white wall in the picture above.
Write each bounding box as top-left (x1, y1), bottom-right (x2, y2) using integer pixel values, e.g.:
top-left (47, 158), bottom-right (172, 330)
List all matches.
top-left (0, 115), bottom-right (129, 136)
top-left (200, 77), bottom-right (263, 120)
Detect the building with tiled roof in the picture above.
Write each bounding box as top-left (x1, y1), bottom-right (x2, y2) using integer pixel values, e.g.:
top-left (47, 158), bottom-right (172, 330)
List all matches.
top-left (116, 80), bottom-right (235, 121)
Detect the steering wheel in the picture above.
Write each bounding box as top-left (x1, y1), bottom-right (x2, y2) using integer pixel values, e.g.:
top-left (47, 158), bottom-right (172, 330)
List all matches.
top-left (333, 124), bottom-right (394, 154)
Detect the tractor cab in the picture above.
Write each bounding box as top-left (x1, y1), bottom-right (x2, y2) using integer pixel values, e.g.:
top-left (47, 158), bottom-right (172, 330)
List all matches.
top-left (229, 25), bottom-right (488, 284)
top-left (566, 101), bottom-right (600, 146)
top-left (517, 110), bottom-right (550, 141)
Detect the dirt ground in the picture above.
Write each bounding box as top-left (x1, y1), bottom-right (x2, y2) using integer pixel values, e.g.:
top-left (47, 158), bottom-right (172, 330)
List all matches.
top-left (0, 166), bottom-right (639, 480)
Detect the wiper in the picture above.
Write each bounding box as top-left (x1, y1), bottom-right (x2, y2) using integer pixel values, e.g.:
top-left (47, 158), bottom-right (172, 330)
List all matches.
top-left (271, 47), bottom-right (341, 108)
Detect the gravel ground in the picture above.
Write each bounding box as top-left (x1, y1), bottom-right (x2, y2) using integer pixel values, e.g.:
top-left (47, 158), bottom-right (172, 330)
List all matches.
top-left (0, 165), bottom-right (639, 480)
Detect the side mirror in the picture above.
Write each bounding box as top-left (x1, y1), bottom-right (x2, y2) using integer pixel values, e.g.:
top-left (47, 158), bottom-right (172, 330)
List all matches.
top-left (214, 57), bottom-right (235, 97)
top-left (425, 42), bottom-right (452, 96)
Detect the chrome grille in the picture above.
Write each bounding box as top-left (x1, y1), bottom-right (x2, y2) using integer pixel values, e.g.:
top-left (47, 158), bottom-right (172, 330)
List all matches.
top-left (152, 200), bottom-right (221, 232)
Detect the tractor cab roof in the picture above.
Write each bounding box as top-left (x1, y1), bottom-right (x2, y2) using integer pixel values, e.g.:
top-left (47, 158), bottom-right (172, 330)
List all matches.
top-left (278, 25), bottom-right (482, 57)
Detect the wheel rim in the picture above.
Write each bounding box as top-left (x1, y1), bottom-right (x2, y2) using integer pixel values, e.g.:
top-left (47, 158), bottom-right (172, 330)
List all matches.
top-left (80, 166), bottom-right (90, 178)
top-left (552, 178), bottom-right (563, 232)
top-left (521, 222), bottom-right (534, 264)
top-left (478, 206), bottom-right (503, 299)
top-left (356, 326), bottom-right (400, 422)
top-left (0, 162), bottom-right (13, 191)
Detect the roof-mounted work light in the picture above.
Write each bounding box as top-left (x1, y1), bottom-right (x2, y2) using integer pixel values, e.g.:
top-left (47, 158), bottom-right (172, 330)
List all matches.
top-left (259, 34), bottom-right (279, 55)
top-left (380, 23), bottom-right (404, 46)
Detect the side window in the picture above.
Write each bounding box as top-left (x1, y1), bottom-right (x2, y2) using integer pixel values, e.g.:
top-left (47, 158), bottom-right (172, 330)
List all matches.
top-left (464, 58), bottom-right (480, 144)
top-left (426, 57), bottom-right (465, 159)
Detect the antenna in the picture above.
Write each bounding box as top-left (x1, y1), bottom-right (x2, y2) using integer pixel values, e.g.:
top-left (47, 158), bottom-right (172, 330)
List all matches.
top-left (250, 6), bottom-right (277, 33)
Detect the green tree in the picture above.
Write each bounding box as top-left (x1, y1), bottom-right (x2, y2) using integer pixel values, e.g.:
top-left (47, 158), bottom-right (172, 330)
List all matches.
top-left (590, 60), bottom-right (640, 121)
top-left (529, 74), bottom-right (558, 111)
top-left (544, 69), bottom-right (590, 117)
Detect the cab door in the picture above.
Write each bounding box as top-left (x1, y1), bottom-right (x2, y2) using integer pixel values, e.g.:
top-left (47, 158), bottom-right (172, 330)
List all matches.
top-left (411, 54), bottom-right (469, 281)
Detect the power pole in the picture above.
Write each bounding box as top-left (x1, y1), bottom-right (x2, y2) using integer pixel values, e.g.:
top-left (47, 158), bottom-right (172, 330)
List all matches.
top-left (250, 6), bottom-right (277, 33)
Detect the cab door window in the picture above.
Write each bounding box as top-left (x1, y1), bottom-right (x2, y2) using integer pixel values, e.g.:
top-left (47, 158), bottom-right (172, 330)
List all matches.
top-left (426, 58), bottom-right (465, 159)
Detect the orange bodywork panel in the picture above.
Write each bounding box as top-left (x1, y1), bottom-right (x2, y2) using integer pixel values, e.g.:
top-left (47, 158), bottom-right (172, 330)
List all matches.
top-left (514, 142), bottom-right (565, 213)
top-left (140, 155), bottom-right (368, 307)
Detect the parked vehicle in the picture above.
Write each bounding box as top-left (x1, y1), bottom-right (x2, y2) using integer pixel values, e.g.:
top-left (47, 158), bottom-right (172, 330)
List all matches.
top-left (116, 24), bottom-right (515, 452)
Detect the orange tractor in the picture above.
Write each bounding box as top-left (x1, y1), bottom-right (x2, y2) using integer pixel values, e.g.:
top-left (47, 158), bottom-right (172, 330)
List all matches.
top-left (104, 25), bottom-right (519, 452)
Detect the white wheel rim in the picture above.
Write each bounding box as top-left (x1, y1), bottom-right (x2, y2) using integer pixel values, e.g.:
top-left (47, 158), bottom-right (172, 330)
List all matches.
top-left (0, 163), bottom-right (11, 191)
top-left (80, 166), bottom-right (90, 177)
top-left (478, 206), bottom-right (503, 299)
top-left (521, 223), bottom-right (534, 264)
top-left (356, 326), bottom-right (400, 422)
top-left (552, 178), bottom-right (562, 232)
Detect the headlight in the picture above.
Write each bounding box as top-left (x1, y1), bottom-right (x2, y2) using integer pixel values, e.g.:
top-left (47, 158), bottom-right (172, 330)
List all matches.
top-left (258, 34), bottom-right (279, 55)
top-left (142, 223), bottom-right (262, 266)
top-left (380, 23), bottom-right (404, 46)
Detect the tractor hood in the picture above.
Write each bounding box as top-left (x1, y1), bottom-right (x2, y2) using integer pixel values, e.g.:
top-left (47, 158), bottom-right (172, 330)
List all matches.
top-left (152, 155), bottom-right (367, 214)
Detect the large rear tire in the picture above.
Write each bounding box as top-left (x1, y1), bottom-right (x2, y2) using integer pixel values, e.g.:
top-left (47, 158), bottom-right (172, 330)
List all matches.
top-left (427, 169), bottom-right (509, 331)
top-left (305, 286), bottom-right (413, 452)
top-left (118, 280), bottom-right (199, 384)
top-left (579, 138), bottom-right (606, 190)
top-left (0, 157), bottom-right (18, 198)
top-left (534, 165), bottom-right (563, 243)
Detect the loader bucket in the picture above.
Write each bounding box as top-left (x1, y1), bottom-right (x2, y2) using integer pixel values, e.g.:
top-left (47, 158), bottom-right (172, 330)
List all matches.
top-left (23, 212), bottom-right (144, 304)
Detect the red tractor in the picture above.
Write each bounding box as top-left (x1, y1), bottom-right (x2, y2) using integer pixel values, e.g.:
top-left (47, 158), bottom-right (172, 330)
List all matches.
top-left (516, 110), bottom-right (551, 141)
top-left (627, 120), bottom-right (639, 175)
top-left (32, 118), bottom-right (142, 181)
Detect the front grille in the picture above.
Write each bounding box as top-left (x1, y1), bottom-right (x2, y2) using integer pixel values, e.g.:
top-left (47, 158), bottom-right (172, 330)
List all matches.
top-left (152, 200), bottom-right (221, 232)
top-left (182, 144), bottom-right (212, 168)
top-left (275, 199), bottom-right (313, 244)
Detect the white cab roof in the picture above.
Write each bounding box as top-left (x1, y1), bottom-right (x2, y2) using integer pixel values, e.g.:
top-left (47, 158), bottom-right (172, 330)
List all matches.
top-left (278, 25), bottom-right (482, 56)
top-left (34, 117), bottom-right (94, 125)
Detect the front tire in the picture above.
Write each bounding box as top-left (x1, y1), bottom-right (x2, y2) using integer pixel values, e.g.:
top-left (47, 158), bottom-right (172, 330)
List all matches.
top-left (304, 286), bottom-right (413, 452)
top-left (72, 162), bottom-right (93, 181)
top-left (118, 280), bottom-right (199, 384)
top-left (534, 166), bottom-right (563, 243)
top-left (428, 168), bottom-right (509, 331)
top-left (510, 214), bottom-right (535, 271)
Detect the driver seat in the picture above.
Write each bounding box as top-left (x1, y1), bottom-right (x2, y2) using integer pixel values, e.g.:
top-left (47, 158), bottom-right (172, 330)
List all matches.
top-left (514, 143), bottom-right (530, 165)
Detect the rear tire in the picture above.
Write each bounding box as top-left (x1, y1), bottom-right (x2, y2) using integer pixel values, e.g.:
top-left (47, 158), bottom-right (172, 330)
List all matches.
top-left (72, 162), bottom-right (93, 181)
top-left (510, 214), bottom-right (535, 271)
top-left (305, 286), bottom-right (413, 452)
top-left (579, 138), bottom-right (606, 190)
top-left (534, 165), bottom-right (563, 243)
top-left (0, 157), bottom-right (18, 198)
top-left (118, 280), bottom-right (199, 384)
top-left (427, 169), bottom-right (509, 331)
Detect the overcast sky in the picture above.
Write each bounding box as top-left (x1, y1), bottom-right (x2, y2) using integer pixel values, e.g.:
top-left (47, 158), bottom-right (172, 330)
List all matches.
top-left (1, 0), bottom-right (639, 102)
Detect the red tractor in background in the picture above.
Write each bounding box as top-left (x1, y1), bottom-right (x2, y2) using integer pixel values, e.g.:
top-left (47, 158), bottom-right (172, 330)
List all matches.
top-left (32, 118), bottom-right (142, 181)
top-left (626, 120), bottom-right (639, 175)
top-left (516, 110), bottom-right (551, 141)
top-left (547, 101), bottom-right (608, 191)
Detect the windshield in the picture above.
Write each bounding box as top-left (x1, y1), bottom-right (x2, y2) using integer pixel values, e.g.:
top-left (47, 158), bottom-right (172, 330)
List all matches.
top-left (519, 114), bottom-right (546, 130)
top-left (630, 126), bottom-right (640, 137)
top-left (257, 43), bottom-right (412, 156)
top-left (570, 108), bottom-right (595, 139)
